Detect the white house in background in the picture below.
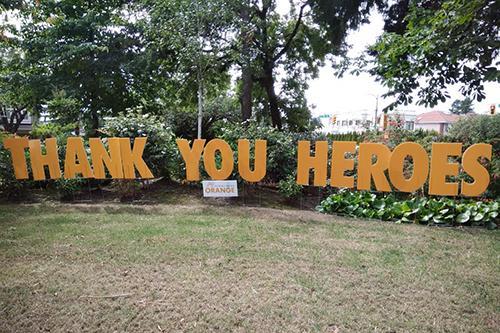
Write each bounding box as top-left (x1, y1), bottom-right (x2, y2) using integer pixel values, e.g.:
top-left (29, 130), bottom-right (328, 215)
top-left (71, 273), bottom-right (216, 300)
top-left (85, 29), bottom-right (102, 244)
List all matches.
top-left (415, 111), bottom-right (460, 135)
top-left (377, 110), bottom-right (417, 131)
top-left (318, 112), bottom-right (373, 134)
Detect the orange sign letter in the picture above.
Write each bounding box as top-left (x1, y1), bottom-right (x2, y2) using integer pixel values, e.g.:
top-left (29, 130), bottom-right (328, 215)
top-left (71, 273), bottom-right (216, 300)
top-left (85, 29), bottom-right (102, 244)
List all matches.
top-left (64, 137), bottom-right (93, 179)
top-left (238, 139), bottom-right (267, 182)
top-left (3, 137), bottom-right (29, 179)
top-left (119, 137), bottom-right (154, 179)
top-left (429, 143), bottom-right (462, 196)
top-left (389, 142), bottom-right (429, 193)
top-left (29, 138), bottom-right (62, 180)
top-left (331, 141), bottom-right (356, 189)
top-left (203, 139), bottom-right (234, 180)
top-left (461, 143), bottom-right (492, 197)
top-left (297, 141), bottom-right (329, 186)
top-left (89, 138), bottom-right (124, 179)
top-left (177, 139), bottom-right (206, 181)
top-left (357, 143), bottom-right (392, 192)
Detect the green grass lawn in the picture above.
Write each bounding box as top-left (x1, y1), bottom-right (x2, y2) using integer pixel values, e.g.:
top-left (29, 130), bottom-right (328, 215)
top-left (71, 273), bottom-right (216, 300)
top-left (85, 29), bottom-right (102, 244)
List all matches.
top-left (0, 203), bottom-right (498, 332)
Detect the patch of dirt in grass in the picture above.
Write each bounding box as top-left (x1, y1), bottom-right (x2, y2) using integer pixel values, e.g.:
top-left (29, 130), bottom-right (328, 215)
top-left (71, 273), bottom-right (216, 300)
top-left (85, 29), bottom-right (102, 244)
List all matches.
top-left (15, 179), bottom-right (325, 210)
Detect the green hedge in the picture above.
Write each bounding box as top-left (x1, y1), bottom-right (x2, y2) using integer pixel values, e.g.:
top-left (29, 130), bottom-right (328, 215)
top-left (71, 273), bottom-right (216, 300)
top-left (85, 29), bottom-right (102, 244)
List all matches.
top-left (447, 114), bottom-right (499, 198)
top-left (317, 190), bottom-right (499, 229)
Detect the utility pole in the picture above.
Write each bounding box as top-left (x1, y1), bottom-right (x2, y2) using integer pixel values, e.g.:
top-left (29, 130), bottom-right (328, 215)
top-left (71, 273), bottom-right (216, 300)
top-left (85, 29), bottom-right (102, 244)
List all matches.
top-left (368, 94), bottom-right (380, 130)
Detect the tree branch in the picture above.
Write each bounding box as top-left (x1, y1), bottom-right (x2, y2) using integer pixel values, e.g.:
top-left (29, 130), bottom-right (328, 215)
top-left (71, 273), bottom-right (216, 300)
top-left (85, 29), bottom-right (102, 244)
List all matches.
top-left (273, 3), bottom-right (307, 62)
top-left (6, 106), bottom-right (28, 133)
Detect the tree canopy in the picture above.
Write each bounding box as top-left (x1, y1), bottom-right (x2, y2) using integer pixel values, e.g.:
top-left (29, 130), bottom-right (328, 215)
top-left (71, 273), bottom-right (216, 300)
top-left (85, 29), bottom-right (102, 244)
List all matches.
top-left (449, 97), bottom-right (474, 115)
top-left (2, 0), bottom-right (496, 135)
top-left (370, 0), bottom-right (499, 110)
top-left (229, 0), bottom-right (384, 130)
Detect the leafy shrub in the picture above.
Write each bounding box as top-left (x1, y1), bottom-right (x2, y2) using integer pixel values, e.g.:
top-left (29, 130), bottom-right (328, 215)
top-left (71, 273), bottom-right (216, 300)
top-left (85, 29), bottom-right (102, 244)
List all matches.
top-left (278, 174), bottom-right (303, 199)
top-left (0, 132), bottom-right (33, 200)
top-left (363, 127), bottom-right (442, 151)
top-left (448, 114), bottom-right (500, 147)
top-left (218, 120), bottom-right (299, 183)
top-left (317, 189), bottom-right (499, 229)
top-left (328, 132), bottom-right (363, 142)
top-left (166, 95), bottom-right (240, 139)
top-left (30, 123), bottom-right (78, 140)
top-left (102, 111), bottom-right (181, 180)
top-left (447, 114), bottom-right (499, 198)
top-left (54, 177), bottom-right (87, 201)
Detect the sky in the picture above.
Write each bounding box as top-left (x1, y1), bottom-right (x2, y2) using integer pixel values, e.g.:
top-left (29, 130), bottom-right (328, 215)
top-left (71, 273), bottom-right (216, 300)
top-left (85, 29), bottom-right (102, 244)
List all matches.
top-left (293, 7), bottom-right (500, 117)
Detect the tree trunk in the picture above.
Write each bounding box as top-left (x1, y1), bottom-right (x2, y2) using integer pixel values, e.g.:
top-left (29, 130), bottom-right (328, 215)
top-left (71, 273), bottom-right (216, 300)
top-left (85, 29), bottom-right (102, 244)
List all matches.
top-left (262, 62), bottom-right (281, 130)
top-left (197, 65), bottom-right (204, 139)
top-left (241, 66), bottom-right (253, 122)
top-left (0, 107), bottom-right (27, 134)
top-left (240, 5), bottom-right (253, 122)
top-left (90, 109), bottom-right (99, 137)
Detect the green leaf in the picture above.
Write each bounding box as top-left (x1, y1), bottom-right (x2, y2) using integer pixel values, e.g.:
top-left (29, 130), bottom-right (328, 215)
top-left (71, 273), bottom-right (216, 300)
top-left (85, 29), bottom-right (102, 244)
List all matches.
top-left (433, 216), bottom-right (444, 224)
top-left (456, 213), bottom-right (470, 224)
top-left (473, 213), bottom-right (485, 222)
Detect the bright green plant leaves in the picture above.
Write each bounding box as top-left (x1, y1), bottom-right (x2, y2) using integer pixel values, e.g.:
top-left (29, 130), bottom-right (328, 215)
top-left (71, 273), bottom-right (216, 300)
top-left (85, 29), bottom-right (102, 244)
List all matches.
top-left (318, 189), bottom-right (499, 228)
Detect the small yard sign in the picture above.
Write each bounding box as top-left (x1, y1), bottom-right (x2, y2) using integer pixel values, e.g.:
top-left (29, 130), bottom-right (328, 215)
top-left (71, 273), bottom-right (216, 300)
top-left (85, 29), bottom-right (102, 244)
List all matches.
top-left (202, 180), bottom-right (238, 198)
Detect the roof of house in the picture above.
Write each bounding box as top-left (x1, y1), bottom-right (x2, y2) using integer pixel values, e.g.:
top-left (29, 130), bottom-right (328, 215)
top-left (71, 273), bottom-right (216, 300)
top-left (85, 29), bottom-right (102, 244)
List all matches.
top-left (415, 111), bottom-right (460, 124)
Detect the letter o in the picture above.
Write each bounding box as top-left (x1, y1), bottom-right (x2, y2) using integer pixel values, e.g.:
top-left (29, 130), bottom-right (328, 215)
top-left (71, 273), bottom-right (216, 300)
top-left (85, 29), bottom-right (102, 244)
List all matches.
top-left (389, 142), bottom-right (429, 193)
top-left (203, 139), bottom-right (234, 180)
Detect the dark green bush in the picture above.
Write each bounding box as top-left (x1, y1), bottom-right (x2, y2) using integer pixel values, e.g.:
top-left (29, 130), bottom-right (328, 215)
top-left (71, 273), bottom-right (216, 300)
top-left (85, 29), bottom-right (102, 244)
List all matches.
top-left (328, 132), bottom-right (364, 142)
top-left (30, 123), bottom-right (78, 140)
top-left (363, 127), bottom-right (442, 151)
top-left (317, 190), bottom-right (499, 228)
top-left (166, 95), bottom-right (240, 140)
top-left (447, 114), bottom-right (500, 147)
